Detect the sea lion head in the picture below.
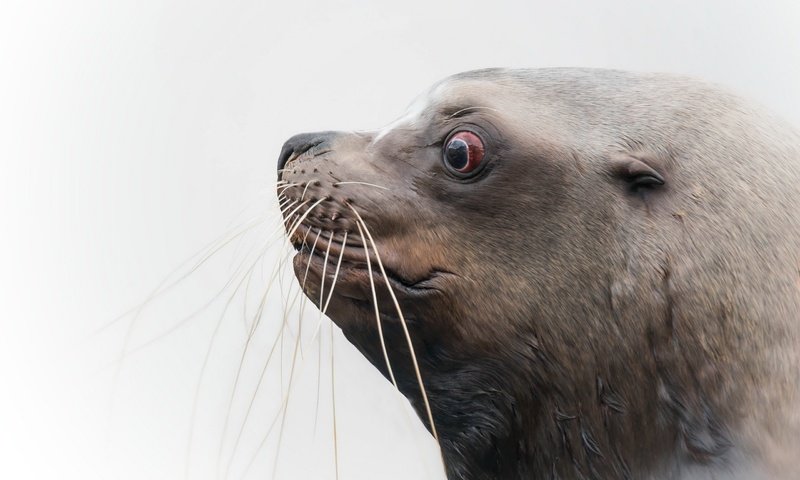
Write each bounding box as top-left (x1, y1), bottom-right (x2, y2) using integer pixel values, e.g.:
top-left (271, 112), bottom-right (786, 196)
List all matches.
top-left (278, 68), bottom-right (800, 479)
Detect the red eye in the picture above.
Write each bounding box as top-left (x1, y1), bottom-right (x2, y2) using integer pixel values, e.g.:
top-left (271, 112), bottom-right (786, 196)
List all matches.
top-left (444, 131), bottom-right (485, 174)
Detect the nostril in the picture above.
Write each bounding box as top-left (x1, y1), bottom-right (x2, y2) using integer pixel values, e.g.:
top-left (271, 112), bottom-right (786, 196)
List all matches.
top-left (277, 131), bottom-right (338, 176)
top-left (277, 138), bottom-right (317, 173)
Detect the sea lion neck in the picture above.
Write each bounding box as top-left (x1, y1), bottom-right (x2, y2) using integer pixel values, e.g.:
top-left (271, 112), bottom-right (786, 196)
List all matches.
top-left (406, 325), bottom-right (666, 479)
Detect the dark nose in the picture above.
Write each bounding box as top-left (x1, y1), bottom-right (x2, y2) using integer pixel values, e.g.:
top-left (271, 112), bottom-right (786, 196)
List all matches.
top-left (277, 131), bottom-right (337, 174)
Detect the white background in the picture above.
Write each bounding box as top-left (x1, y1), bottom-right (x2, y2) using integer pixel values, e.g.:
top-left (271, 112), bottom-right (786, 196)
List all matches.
top-left (2, 1), bottom-right (800, 479)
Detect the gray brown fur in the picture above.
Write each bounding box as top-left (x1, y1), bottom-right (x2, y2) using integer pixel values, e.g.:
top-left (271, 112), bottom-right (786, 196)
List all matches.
top-left (278, 68), bottom-right (800, 479)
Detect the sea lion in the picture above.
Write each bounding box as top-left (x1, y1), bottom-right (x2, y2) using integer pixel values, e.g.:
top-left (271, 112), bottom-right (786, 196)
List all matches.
top-left (276, 68), bottom-right (800, 479)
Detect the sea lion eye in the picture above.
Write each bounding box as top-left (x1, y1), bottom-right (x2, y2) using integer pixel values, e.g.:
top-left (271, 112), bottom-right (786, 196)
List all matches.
top-left (444, 131), bottom-right (485, 174)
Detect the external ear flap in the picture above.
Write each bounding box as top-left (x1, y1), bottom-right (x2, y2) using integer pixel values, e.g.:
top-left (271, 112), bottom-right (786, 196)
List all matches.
top-left (608, 154), bottom-right (665, 190)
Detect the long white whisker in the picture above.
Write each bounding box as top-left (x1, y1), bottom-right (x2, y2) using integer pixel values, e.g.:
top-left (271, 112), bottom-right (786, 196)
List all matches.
top-left (276, 183), bottom-right (298, 193)
top-left (354, 220), bottom-right (397, 387)
top-left (225, 259), bottom-right (315, 478)
top-left (321, 231), bottom-right (346, 315)
top-left (222, 296), bottom-right (294, 479)
top-left (219, 202), bottom-right (328, 478)
top-left (98, 216), bottom-right (265, 336)
top-left (301, 180), bottom-right (316, 200)
top-left (273, 230), bottom-right (346, 479)
top-left (215, 252), bottom-right (287, 479)
top-left (330, 318), bottom-right (340, 480)
top-left (184, 241), bottom-right (276, 480)
top-left (276, 200), bottom-right (291, 215)
top-left (112, 218), bottom-right (268, 471)
top-left (332, 181), bottom-right (389, 190)
top-left (277, 202), bottom-right (299, 221)
top-left (232, 324), bottom-right (294, 479)
top-left (296, 229), bottom-right (322, 360)
top-left (348, 204), bottom-right (439, 441)
top-left (319, 231), bottom-right (348, 480)
top-left (120, 239), bottom-right (277, 360)
top-left (285, 198), bottom-right (327, 240)
top-left (281, 229), bottom-right (312, 342)
top-left (281, 199), bottom-right (308, 221)
top-left (312, 231), bottom-right (334, 434)
top-left (447, 105), bottom-right (502, 119)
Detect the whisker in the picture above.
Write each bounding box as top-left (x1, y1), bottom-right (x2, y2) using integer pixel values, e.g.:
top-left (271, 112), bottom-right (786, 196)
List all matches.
top-left (279, 200), bottom-right (313, 238)
top-left (280, 199), bottom-right (303, 218)
top-left (96, 216), bottom-right (265, 336)
top-left (221, 293), bottom-right (292, 479)
top-left (234, 227), bottom-right (330, 479)
top-left (211, 246), bottom-right (287, 479)
top-left (305, 230), bottom-right (350, 348)
top-left (184, 242), bottom-right (278, 480)
top-left (312, 231), bottom-right (334, 434)
top-left (232, 304), bottom-right (308, 480)
top-left (296, 229), bottom-right (322, 360)
top-left (321, 231), bottom-right (347, 315)
top-left (231, 313), bottom-right (296, 479)
top-left (284, 197), bottom-right (327, 240)
top-left (314, 318), bottom-right (322, 436)
top-left (225, 217), bottom-right (282, 282)
top-left (223, 286), bottom-right (311, 480)
top-left (111, 218), bottom-right (269, 456)
top-left (255, 199), bottom-right (319, 254)
top-left (301, 180), bottom-right (316, 200)
top-left (268, 293), bottom-right (304, 480)
top-left (276, 183), bottom-right (298, 193)
top-left (239, 257), bottom-right (258, 332)
top-left (221, 205), bottom-right (326, 479)
top-left (354, 220), bottom-right (397, 387)
top-left (207, 204), bottom-right (324, 479)
top-left (348, 204), bottom-right (439, 441)
top-left (281, 229), bottom-right (313, 340)
top-left (273, 230), bottom-right (346, 479)
top-left (113, 220), bottom-right (304, 364)
top-left (119, 238), bottom-right (278, 360)
top-left (279, 266), bottom-right (286, 399)
top-left (447, 105), bottom-right (502, 119)
top-left (332, 181), bottom-right (389, 191)
top-left (330, 318), bottom-right (340, 480)
top-left (320, 234), bottom-right (348, 480)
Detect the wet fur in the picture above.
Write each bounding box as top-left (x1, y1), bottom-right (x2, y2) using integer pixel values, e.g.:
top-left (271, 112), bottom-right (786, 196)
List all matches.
top-left (279, 69), bottom-right (800, 479)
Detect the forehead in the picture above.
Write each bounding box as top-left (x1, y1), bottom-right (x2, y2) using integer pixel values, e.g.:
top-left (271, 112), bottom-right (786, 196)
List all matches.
top-left (374, 74), bottom-right (517, 141)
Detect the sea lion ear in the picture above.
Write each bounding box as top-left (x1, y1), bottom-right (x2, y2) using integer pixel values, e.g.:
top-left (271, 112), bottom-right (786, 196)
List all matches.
top-left (607, 153), bottom-right (665, 190)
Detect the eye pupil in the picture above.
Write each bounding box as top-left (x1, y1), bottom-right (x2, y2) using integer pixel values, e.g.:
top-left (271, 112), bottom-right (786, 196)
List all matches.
top-left (446, 139), bottom-right (469, 170)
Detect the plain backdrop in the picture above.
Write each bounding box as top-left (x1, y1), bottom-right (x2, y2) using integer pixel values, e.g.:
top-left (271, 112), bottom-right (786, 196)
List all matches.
top-left (2, 1), bottom-right (800, 479)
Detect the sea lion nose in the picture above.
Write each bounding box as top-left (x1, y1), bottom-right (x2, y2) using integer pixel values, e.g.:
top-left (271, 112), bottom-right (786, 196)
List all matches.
top-left (277, 131), bottom-right (337, 175)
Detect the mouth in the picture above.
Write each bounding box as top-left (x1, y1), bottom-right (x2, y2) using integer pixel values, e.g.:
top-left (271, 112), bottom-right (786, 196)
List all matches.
top-left (290, 223), bottom-right (366, 267)
top-left (288, 223), bottom-right (450, 308)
